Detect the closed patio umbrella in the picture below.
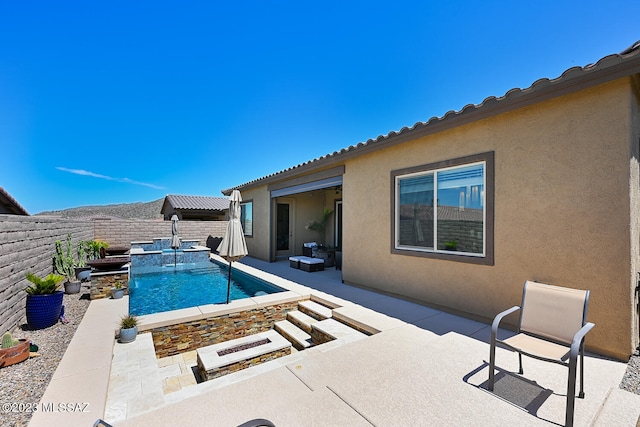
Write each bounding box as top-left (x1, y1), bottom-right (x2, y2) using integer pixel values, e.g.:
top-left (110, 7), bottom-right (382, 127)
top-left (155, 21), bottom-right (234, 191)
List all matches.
top-left (217, 190), bottom-right (248, 303)
top-left (170, 214), bottom-right (181, 267)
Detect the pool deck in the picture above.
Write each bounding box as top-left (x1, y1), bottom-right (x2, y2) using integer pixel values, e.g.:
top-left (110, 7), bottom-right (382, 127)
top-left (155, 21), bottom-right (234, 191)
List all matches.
top-left (28, 256), bottom-right (640, 427)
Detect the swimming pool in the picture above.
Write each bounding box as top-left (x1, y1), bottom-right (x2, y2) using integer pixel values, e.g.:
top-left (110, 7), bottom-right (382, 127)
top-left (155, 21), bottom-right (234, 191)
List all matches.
top-left (129, 261), bottom-right (285, 316)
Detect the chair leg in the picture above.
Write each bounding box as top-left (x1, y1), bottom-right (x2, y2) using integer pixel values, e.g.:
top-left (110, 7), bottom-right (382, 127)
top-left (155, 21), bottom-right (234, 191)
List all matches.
top-left (518, 352), bottom-right (523, 374)
top-left (489, 339), bottom-right (496, 391)
top-left (578, 343), bottom-right (585, 398)
top-left (566, 355), bottom-right (578, 427)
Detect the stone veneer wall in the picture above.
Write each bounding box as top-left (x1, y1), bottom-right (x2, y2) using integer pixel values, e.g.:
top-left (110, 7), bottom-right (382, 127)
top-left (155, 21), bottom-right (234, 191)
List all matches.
top-left (92, 219), bottom-right (228, 250)
top-left (198, 347), bottom-right (291, 381)
top-left (90, 272), bottom-right (129, 300)
top-left (149, 300), bottom-right (302, 359)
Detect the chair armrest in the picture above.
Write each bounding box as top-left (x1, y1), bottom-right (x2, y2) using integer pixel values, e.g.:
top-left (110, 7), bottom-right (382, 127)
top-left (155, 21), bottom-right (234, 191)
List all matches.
top-left (491, 306), bottom-right (520, 342)
top-left (570, 322), bottom-right (595, 359)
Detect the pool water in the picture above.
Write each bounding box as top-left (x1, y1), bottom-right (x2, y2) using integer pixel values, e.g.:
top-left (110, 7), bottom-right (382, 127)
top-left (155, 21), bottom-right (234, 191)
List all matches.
top-left (129, 261), bottom-right (285, 316)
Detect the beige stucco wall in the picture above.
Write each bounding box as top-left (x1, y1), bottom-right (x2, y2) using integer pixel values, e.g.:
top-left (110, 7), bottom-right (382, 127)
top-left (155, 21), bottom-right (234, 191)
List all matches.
top-left (238, 186), bottom-right (271, 261)
top-left (342, 78), bottom-right (637, 359)
top-left (629, 76), bottom-right (640, 354)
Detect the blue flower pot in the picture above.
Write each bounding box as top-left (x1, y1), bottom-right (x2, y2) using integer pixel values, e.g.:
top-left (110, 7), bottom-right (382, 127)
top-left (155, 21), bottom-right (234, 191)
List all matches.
top-left (25, 291), bottom-right (64, 330)
top-left (119, 326), bottom-right (138, 343)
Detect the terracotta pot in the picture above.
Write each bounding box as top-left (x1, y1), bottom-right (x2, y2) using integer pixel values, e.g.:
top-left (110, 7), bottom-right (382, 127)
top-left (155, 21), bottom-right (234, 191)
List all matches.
top-left (0, 339), bottom-right (30, 368)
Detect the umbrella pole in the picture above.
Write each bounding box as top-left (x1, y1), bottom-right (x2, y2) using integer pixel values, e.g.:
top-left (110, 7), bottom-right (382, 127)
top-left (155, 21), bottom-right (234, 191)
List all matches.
top-left (174, 249), bottom-right (177, 267)
top-left (226, 261), bottom-right (232, 304)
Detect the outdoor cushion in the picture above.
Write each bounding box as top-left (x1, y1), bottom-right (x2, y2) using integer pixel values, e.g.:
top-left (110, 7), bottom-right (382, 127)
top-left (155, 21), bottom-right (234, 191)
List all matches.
top-left (289, 256), bottom-right (301, 269)
top-left (299, 256), bottom-right (324, 272)
top-left (302, 242), bottom-right (318, 257)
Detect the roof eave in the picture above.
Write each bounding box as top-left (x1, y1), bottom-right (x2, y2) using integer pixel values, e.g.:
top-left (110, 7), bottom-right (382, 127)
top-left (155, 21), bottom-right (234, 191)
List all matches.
top-left (222, 44), bottom-right (640, 195)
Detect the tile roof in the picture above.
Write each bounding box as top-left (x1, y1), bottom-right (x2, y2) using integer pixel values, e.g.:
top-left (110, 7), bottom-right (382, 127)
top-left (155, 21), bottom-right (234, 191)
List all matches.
top-left (162, 195), bottom-right (229, 212)
top-left (222, 40), bottom-right (640, 195)
top-left (0, 186), bottom-right (29, 215)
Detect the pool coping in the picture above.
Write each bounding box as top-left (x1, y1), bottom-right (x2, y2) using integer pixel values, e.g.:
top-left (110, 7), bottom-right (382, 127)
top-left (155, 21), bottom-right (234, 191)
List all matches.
top-left (135, 254), bottom-right (334, 332)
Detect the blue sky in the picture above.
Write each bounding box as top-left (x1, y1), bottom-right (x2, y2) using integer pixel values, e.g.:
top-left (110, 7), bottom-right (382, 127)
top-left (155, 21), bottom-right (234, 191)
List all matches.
top-left (1, 1), bottom-right (639, 214)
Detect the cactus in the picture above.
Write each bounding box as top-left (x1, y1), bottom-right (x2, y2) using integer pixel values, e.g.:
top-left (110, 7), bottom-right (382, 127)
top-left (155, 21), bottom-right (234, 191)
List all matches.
top-left (2, 332), bottom-right (18, 348)
top-left (76, 242), bottom-right (87, 268)
top-left (54, 234), bottom-right (76, 280)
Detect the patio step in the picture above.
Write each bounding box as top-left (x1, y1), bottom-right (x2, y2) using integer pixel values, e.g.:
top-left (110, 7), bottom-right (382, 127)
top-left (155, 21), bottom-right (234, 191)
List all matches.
top-left (275, 320), bottom-right (312, 351)
top-left (313, 318), bottom-right (367, 342)
top-left (298, 300), bottom-right (332, 321)
top-left (287, 310), bottom-right (319, 334)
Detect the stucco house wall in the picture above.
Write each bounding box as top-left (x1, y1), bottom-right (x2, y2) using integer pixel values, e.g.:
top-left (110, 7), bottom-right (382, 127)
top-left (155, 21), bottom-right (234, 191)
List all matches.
top-left (239, 187), bottom-right (270, 261)
top-left (342, 78), bottom-right (637, 359)
top-left (224, 44), bottom-right (640, 360)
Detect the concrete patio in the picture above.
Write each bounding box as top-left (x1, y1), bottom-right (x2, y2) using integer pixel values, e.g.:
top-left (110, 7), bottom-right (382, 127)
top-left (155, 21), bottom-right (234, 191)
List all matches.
top-left (29, 257), bottom-right (640, 426)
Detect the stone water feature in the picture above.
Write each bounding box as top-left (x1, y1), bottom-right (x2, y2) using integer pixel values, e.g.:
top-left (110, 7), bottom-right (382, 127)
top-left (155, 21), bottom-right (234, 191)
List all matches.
top-left (130, 237), bottom-right (211, 270)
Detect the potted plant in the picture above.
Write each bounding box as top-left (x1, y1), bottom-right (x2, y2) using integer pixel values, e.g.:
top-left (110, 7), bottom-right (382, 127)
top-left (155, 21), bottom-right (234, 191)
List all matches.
top-left (24, 272), bottom-right (65, 330)
top-left (74, 241), bottom-right (91, 281)
top-left (119, 315), bottom-right (138, 343)
top-left (111, 281), bottom-right (125, 299)
top-left (0, 332), bottom-right (30, 368)
top-left (85, 240), bottom-right (109, 260)
top-left (444, 240), bottom-right (458, 251)
top-left (305, 208), bottom-right (336, 267)
top-left (54, 234), bottom-right (82, 294)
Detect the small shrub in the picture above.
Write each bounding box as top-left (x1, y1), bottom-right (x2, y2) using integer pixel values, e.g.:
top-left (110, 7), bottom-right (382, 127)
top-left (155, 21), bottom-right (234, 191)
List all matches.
top-left (25, 272), bottom-right (65, 295)
top-left (120, 315), bottom-right (138, 329)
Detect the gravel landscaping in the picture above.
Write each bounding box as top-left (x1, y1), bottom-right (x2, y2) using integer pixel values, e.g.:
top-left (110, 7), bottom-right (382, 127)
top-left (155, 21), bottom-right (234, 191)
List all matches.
top-left (0, 285), bottom-right (90, 427)
top-left (0, 284), bottom-right (639, 427)
top-left (621, 353), bottom-right (640, 394)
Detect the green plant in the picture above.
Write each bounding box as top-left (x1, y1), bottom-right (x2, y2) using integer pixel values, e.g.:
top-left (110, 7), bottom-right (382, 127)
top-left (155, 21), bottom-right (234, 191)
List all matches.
top-left (113, 281), bottom-right (123, 289)
top-left (2, 332), bottom-right (19, 348)
top-left (444, 240), bottom-right (458, 250)
top-left (120, 315), bottom-right (138, 329)
top-left (76, 242), bottom-right (88, 268)
top-left (25, 272), bottom-right (64, 295)
top-left (305, 207), bottom-right (333, 244)
top-left (54, 234), bottom-right (76, 280)
top-left (84, 240), bottom-right (109, 260)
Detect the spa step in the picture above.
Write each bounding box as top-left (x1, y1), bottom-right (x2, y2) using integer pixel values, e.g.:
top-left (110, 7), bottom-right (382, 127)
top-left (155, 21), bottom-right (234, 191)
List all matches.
top-left (286, 310), bottom-right (319, 334)
top-left (298, 300), bottom-right (332, 321)
top-left (274, 320), bottom-right (312, 351)
top-left (312, 319), bottom-right (367, 344)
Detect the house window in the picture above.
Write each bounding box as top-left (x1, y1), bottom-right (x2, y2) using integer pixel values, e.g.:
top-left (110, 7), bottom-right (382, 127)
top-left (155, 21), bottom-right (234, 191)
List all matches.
top-left (391, 152), bottom-right (494, 265)
top-left (240, 201), bottom-right (253, 237)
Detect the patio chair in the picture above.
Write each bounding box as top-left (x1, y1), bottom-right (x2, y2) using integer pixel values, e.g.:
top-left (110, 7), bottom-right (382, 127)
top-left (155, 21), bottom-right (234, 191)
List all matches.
top-left (488, 280), bottom-right (595, 427)
top-left (302, 242), bottom-right (318, 257)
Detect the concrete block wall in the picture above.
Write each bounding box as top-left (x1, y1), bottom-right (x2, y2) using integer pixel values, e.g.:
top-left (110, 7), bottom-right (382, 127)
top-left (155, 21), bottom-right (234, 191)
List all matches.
top-left (0, 215), bottom-right (93, 334)
top-left (0, 216), bottom-right (228, 335)
top-left (93, 219), bottom-right (228, 250)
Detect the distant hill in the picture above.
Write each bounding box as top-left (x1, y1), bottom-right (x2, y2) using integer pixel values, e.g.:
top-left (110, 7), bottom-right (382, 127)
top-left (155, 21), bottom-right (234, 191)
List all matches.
top-left (36, 198), bottom-right (165, 220)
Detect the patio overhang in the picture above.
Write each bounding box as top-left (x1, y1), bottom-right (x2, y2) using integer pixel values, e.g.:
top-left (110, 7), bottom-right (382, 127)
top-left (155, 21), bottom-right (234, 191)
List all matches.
top-left (268, 166), bottom-right (344, 198)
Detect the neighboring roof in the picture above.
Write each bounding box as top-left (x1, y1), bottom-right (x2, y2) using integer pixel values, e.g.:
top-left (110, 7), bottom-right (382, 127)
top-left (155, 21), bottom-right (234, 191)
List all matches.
top-left (0, 186), bottom-right (29, 215)
top-left (161, 195), bottom-right (229, 213)
top-left (222, 40), bottom-right (640, 195)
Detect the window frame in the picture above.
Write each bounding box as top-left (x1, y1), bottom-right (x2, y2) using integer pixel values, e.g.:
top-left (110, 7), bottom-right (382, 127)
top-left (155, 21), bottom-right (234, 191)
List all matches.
top-left (240, 200), bottom-right (253, 238)
top-left (390, 152), bottom-right (494, 265)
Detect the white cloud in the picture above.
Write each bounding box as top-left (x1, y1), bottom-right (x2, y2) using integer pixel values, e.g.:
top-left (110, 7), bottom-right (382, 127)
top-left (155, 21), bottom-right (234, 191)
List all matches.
top-left (56, 167), bottom-right (165, 190)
